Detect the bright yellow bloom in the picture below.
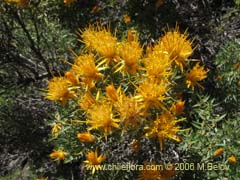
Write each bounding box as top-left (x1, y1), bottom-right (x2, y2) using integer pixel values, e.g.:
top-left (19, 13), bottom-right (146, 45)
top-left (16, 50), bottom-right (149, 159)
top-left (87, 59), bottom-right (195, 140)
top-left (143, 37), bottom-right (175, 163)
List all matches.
top-left (157, 27), bottom-right (193, 71)
top-left (51, 123), bottom-right (61, 138)
top-left (86, 104), bottom-right (120, 138)
top-left (106, 84), bottom-right (119, 102)
top-left (80, 24), bottom-right (118, 64)
top-left (5, 0), bottom-right (28, 7)
top-left (143, 50), bottom-right (172, 81)
top-left (127, 30), bottom-right (137, 42)
top-left (118, 95), bottom-right (143, 131)
top-left (137, 162), bottom-right (161, 180)
top-left (117, 38), bottom-right (142, 74)
top-left (77, 132), bottom-right (96, 142)
top-left (170, 99), bottom-right (185, 115)
top-left (49, 149), bottom-right (68, 160)
top-left (228, 155), bottom-right (237, 164)
top-left (64, 70), bottom-right (79, 86)
top-left (135, 80), bottom-right (169, 110)
top-left (45, 77), bottom-right (76, 105)
top-left (137, 161), bottom-right (175, 180)
top-left (213, 148), bottom-right (224, 157)
top-left (64, 0), bottom-right (75, 5)
top-left (145, 112), bottom-right (183, 150)
top-left (72, 54), bottom-right (103, 88)
top-left (124, 14), bottom-right (131, 24)
top-left (79, 92), bottom-right (98, 111)
top-left (84, 149), bottom-right (106, 174)
top-left (186, 62), bottom-right (208, 90)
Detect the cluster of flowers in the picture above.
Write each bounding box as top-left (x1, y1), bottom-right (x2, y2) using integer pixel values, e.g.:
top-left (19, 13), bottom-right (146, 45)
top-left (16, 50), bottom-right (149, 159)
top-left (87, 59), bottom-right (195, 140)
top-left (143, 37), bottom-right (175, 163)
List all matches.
top-left (45, 24), bottom-right (208, 178)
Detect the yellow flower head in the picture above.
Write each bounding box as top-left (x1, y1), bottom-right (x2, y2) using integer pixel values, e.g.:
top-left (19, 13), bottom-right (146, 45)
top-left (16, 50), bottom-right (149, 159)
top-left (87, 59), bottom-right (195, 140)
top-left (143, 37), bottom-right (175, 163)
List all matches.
top-left (137, 162), bottom-right (161, 180)
top-left (106, 84), bottom-right (119, 102)
top-left (118, 95), bottom-right (143, 132)
top-left (213, 147), bottom-right (224, 157)
top-left (45, 77), bottom-right (76, 105)
top-left (135, 80), bottom-right (169, 110)
top-left (80, 24), bottom-right (118, 64)
top-left (143, 50), bottom-right (172, 81)
top-left (157, 27), bottom-right (193, 71)
top-left (84, 149), bottom-right (106, 174)
top-left (64, 0), bottom-right (75, 5)
top-left (51, 123), bottom-right (61, 138)
top-left (186, 62), bottom-right (208, 90)
top-left (127, 30), bottom-right (137, 42)
top-left (77, 132), bottom-right (96, 143)
top-left (145, 112), bottom-right (183, 150)
top-left (170, 99), bottom-right (185, 115)
top-left (50, 149), bottom-right (68, 160)
top-left (228, 155), bottom-right (237, 164)
top-left (79, 92), bottom-right (98, 111)
top-left (72, 54), bottom-right (103, 88)
top-left (137, 161), bottom-right (175, 180)
top-left (5, 0), bottom-right (28, 7)
top-left (86, 104), bottom-right (120, 138)
top-left (117, 37), bottom-right (142, 74)
top-left (124, 14), bottom-right (131, 24)
top-left (64, 70), bottom-right (79, 86)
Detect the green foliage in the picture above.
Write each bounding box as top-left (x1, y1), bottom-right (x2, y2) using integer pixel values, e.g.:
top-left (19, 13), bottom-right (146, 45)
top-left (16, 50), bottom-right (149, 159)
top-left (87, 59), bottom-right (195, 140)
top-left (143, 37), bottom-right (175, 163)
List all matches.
top-left (178, 95), bottom-right (239, 179)
top-left (213, 41), bottom-right (240, 114)
top-left (235, 0), bottom-right (240, 6)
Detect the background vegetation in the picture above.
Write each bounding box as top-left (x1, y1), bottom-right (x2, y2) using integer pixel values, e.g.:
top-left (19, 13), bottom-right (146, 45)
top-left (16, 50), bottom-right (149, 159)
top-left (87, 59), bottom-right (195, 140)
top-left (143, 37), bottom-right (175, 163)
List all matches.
top-left (0, 0), bottom-right (239, 179)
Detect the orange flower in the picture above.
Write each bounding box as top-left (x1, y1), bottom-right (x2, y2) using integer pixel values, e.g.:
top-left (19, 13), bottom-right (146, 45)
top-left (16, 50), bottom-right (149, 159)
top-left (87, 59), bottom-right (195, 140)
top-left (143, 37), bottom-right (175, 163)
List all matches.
top-left (117, 38), bottom-right (142, 74)
top-left (124, 14), bottom-right (131, 24)
top-left (213, 148), bottom-right (224, 157)
top-left (50, 149), bottom-right (68, 160)
top-left (135, 80), bottom-right (169, 110)
top-left (84, 149), bottom-right (106, 174)
top-left (127, 30), bottom-right (137, 42)
top-left (80, 24), bottom-right (118, 64)
top-left (64, 70), bottom-right (79, 86)
top-left (72, 53), bottom-right (103, 88)
top-left (144, 112), bottom-right (184, 151)
top-left (51, 123), bottom-right (61, 138)
top-left (106, 84), bottom-right (119, 102)
top-left (170, 99), bottom-right (185, 115)
top-left (79, 92), bottom-right (98, 111)
top-left (77, 132), bottom-right (96, 142)
top-left (45, 76), bottom-right (76, 105)
top-left (137, 162), bottom-right (161, 180)
top-left (186, 62), bottom-right (208, 90)
top-left (118, 95), bottom-right (143, 132)
top-left (86, 104), bottom-right (120, 138)
top-left (228, 155), bottom-right (237, 164)
top-left (157, 26), bottom-right (193, 71)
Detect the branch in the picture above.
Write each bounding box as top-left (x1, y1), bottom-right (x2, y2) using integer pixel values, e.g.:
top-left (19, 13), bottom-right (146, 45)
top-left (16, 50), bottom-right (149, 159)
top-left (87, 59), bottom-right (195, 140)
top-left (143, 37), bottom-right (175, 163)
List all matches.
top-left (13, 11), bottom-right (52, 77)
